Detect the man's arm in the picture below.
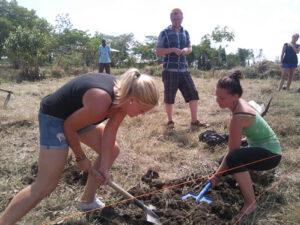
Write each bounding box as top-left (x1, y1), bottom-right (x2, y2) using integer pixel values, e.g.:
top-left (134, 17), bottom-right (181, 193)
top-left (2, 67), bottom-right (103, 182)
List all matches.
top-left (156, 30), bottom-right (182, 56)
top-left (181, 44), bottom-right (192, 56)
top-left (156, 47), bottom-right (182, 56)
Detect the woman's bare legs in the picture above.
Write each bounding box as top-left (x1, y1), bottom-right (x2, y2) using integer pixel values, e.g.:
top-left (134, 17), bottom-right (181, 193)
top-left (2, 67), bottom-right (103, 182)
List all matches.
top-left (78, 124), bottom-right (120, 203)
top-left (278, 68), bottom-right (289, 91)
top-left (233, 171), bottom-right (257, 214)
top-left (0, 148), bottom-right (68, 225)
top-left (286, 68), bottom-right (296, 90)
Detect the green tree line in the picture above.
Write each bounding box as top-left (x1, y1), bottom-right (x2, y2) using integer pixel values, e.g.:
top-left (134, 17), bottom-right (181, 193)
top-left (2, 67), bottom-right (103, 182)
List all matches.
top-left (0, 0), bottom-right (258, 79)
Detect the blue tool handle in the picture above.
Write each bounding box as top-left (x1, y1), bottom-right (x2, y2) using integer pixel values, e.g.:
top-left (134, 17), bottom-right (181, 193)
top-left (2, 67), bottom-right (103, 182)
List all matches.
top-left (196, 182), bottom-right (212, 202)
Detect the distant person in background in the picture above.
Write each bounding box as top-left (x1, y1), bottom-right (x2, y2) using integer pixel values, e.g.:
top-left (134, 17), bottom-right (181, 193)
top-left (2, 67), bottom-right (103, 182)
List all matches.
top-left (0, 68), bottom-right (159, 225)
top-left (278, 33), bottom-right (300, 91)
top-left (210, 70), bottom-right (281, 220)
top-left (156, 8), bottom-right (208, 130)
top-left (99, 39), bottom-right (111, 74)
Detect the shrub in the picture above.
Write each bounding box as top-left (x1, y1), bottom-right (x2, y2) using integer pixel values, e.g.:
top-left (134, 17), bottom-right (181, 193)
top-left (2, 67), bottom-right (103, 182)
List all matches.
top-left (294, 69), bottom-right (300, 80)
top-left (251, 60), bottom-right (281, 79)
top-left (143, 65), bottom-right (154, 75)
top-left (142, 65), bottom-right (162, 77)
top-left (57, 52), bottom-right (83, 72)
top-left (51, 65), bottom-right (65, 78)
top-left (190, 68), bottom-right (210, 78)
top-left (242, 66), bottom-right (259, 79)
top-left (110, 68), bottom-right (128, 76)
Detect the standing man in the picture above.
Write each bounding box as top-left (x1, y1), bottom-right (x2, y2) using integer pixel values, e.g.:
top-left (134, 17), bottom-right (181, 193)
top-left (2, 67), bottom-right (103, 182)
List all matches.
top-left (99, 39), bottom-right (111, 74)
top-left (156, 8), bottom-right (208, 130)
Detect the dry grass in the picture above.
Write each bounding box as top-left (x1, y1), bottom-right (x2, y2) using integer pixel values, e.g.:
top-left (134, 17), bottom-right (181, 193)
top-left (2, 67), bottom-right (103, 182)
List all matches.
top-left (0, 74), bottom-right (300, 225)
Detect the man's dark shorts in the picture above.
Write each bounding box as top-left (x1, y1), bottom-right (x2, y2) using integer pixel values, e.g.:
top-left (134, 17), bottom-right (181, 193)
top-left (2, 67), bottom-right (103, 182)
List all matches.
top-left (162, 71), bottom-right (199, 104)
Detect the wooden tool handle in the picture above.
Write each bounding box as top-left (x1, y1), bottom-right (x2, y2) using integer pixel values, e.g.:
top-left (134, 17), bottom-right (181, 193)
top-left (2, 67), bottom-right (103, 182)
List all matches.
top-left (91, 167), bottom-right (135, 199)
top-left (91, 168), bottom-right (160, 223)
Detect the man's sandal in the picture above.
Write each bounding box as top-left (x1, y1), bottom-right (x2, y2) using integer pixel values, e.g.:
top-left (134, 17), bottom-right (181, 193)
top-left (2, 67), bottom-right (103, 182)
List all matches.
top-left (167, 120), bottom-right (175, 130)
top-left (191, 120), bottom-right (209, 128)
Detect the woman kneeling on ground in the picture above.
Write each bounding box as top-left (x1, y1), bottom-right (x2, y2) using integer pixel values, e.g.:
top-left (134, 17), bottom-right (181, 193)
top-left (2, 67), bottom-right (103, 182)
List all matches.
top-left (209, 70), bottom-right (282, 218)
top-left (0, 68), bottom-right (159, 225)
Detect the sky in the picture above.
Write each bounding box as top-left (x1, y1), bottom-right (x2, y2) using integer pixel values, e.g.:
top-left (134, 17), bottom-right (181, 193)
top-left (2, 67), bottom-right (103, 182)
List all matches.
top-left (15, 0), bottom-right (300, 61)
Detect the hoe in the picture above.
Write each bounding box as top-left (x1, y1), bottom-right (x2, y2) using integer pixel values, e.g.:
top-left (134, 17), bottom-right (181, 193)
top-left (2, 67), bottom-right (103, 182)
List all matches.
top-left (91, 167), bottom-right (160, 224)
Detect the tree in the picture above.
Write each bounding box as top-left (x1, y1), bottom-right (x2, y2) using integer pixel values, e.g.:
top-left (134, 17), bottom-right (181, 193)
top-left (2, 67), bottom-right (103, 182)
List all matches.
top-left (81, 34), bottom-right (103, 69)
top-left (4, 26), bottom-right (50, 79)
top-left (1, 0), bottom-right (44, 30)
top-left (0, 17), bottom-right (13, 56)
top-left (55, 29), bottom-right (90, 66)
top-left (0, 0), bottom-right (52, 57)
top-left (211, 26), bottom-right (235, 44)
top-left (105, 33), bottom-right (135, 67)
top-left (237, 48), bottom-right (254, 66)
top-left (51, 14), bottom-right (90, 68)
top-left (188, 26), bottom-right (235, 70)
top-left (54, 13), bottom-right (72, 33)
top-left (226, 53), bottom-right (239, 68)
top-left (254, 49), bottom-right (265, 63)
top-left (132, 35), bottom-right (158, 64)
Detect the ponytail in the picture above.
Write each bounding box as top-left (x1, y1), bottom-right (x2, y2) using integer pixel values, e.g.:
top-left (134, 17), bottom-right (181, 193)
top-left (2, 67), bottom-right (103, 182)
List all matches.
top-left (229, 70), bottom-right (242, 81)
top-left (217, 70), bottom-right (243, 97)
top-left (114, 68), bottom-right (159, 106)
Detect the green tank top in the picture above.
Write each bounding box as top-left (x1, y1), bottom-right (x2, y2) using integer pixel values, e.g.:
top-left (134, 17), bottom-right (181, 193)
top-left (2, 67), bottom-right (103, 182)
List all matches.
top-left (235, 113), bottom-right (281, 155)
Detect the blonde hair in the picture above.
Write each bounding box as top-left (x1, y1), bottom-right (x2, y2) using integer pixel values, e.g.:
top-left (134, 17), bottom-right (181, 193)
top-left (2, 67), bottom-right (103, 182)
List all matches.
top-left (114, 68), bottom-right (159, 107)
top-left (170, 8), bottom-right (183, 16)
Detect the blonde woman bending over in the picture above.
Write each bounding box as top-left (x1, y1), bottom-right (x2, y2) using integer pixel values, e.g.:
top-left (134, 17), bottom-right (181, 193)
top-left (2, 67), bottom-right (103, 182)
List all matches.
top-left (0, 68), bottom-right (159, 225)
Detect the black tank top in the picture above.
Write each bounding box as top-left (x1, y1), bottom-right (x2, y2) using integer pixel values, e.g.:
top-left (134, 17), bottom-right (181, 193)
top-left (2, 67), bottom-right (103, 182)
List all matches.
top-left (40, 73), bottom-right (116, 119)
top-left (282, 43), bottom-right (299, 64)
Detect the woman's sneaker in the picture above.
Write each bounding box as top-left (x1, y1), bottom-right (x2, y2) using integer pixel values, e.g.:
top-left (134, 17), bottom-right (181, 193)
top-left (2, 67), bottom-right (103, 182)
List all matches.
top-left (77, 197), bottom-right (105, 211)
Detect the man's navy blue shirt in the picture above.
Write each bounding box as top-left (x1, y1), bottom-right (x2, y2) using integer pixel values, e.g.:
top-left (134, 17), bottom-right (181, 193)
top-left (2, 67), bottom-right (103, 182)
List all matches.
top-left (156, 25), bottom-right (190, 72)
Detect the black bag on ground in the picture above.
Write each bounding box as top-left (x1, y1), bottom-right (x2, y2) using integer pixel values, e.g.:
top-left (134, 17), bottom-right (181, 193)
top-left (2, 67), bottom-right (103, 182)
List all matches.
top-left (198, 130), bottom-right (229, 146)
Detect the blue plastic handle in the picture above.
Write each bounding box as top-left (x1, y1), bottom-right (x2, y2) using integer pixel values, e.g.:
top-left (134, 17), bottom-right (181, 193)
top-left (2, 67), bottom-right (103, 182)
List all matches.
top-left (196, 182), bottom-right (212, 202)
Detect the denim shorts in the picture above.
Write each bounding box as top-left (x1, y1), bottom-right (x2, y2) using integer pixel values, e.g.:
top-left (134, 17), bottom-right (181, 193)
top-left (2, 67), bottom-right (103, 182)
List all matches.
top-left (282, 63), bottom-right (298, 68)
top-left (39, 111), bottom-right (96, 150)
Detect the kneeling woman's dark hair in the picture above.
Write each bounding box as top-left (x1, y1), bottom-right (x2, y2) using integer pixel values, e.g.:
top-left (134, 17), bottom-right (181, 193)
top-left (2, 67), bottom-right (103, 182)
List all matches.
top-left (217, 70), bottom-right (243, 97)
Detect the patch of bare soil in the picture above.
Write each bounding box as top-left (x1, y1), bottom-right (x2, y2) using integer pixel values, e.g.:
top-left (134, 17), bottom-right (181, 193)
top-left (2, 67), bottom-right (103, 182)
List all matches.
top-left (0, 119), bottom-right (33, 129)
top-left (60, 167), bottom-right (280, 225)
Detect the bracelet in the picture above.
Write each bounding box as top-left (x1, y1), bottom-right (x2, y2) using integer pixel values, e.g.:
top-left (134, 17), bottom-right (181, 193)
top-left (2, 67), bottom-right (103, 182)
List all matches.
top-left (75, 154), bottom-right (86, 162)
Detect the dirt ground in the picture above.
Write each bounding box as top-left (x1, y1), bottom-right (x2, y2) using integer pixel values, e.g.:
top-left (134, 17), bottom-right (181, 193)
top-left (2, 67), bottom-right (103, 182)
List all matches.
top-left (0, 121), bottom-right (285, 225)
top-left (2, 77), bottom-right (295, 225)
top-left (0, 121), bottom-right (288, 225)
top-left (20, 163), bottom-right (278, 225)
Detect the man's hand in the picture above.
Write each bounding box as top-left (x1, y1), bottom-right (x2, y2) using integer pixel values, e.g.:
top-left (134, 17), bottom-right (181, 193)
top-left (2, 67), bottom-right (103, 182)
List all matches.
top-left (172, 48), bottom-right (183, 56)
top-left (180, 48), bottom-right (189, 56)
